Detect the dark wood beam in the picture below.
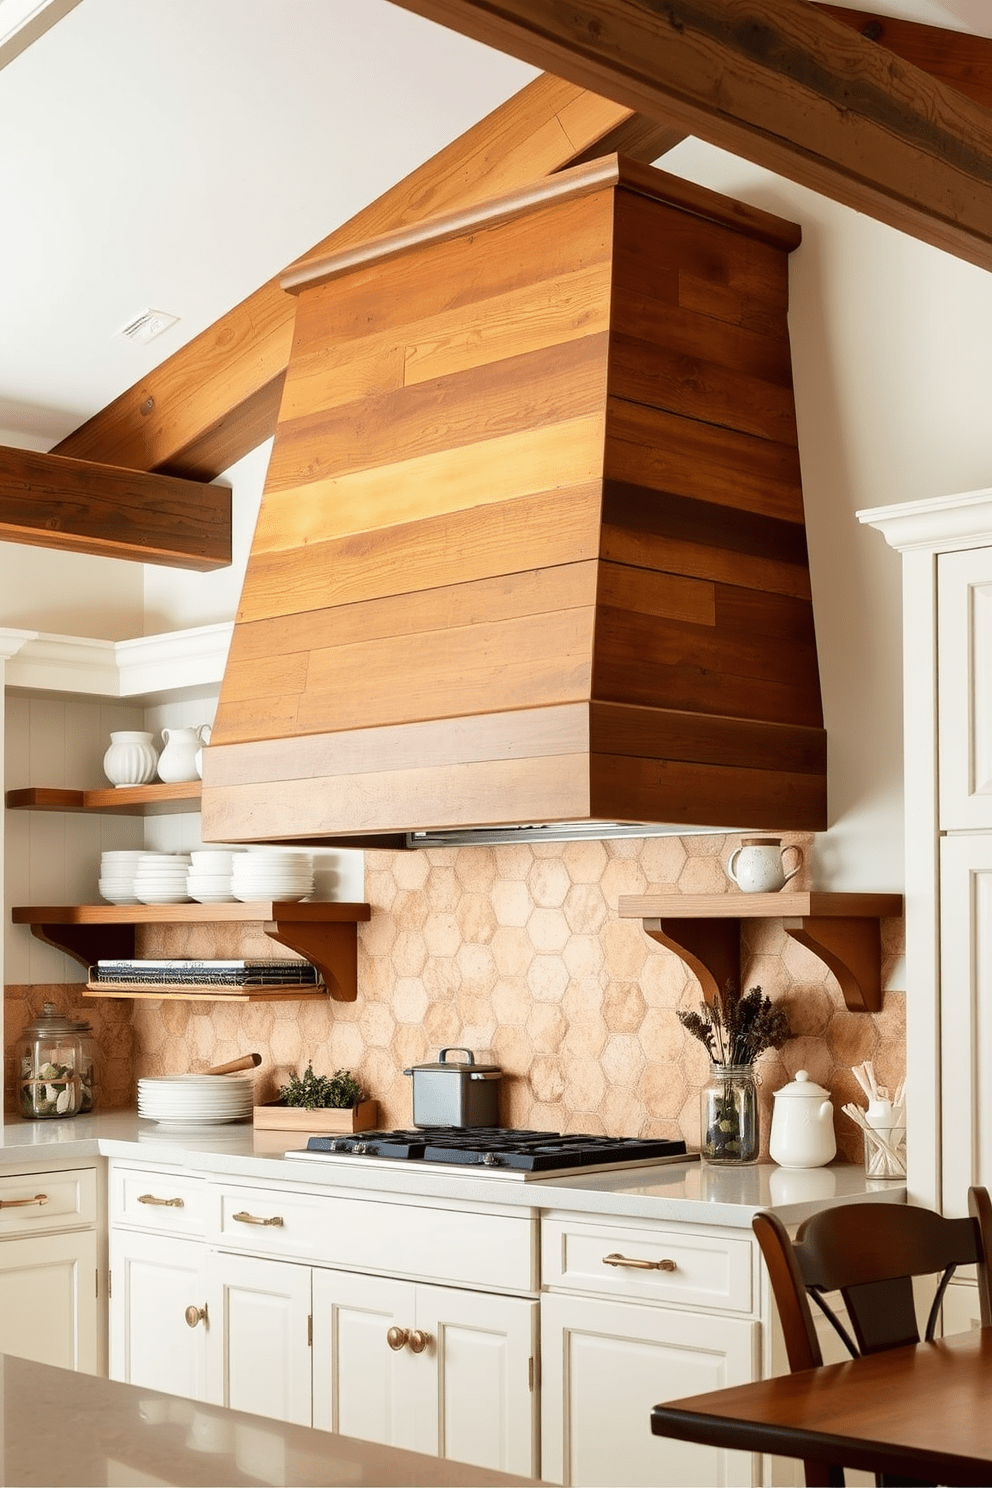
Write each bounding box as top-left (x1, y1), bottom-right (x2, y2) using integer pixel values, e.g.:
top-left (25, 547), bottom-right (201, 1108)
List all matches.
top-left (386, 0), bottom-right (992, 272)
top-left (0, 444), bottom-right (231, 569)
top-left (815, 4), bottom-right (992, 111)
top-left (51, 75), bottom-right (683, 484)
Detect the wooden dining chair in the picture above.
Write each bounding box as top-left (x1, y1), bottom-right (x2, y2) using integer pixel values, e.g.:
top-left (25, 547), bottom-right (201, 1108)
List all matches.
top-left (752, 1186), bottom-right (992, 1488)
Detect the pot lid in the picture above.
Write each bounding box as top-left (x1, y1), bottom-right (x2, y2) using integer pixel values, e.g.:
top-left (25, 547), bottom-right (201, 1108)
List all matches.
top-left (772, 1069), bottom-right (830, 1099)
top-left (403, 1047), bottom-right (502, 1075)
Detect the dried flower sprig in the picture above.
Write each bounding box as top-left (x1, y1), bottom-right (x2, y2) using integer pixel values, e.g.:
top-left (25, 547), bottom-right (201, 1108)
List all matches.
top-left (678, 983), bottom-right (791, 1066)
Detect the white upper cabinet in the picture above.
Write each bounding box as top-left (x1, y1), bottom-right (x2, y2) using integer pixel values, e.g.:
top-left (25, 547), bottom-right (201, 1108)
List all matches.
top-left (938, 546), bottom-right (992, 830)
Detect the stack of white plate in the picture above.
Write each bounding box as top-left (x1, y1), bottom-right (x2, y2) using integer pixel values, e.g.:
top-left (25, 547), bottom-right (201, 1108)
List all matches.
top-left (99, 850), bottom-right (146, 905)
top-left (186, 849), bottom-right (244, 904)
top-left (230, 850), bottom-right (314, 903)
top-left (137, 1074), bottom-right (255, 1125)
top-left (133, 852), bottom-right (193, 905)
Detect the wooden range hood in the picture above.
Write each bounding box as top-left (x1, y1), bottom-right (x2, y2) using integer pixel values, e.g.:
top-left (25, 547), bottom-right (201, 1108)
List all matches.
top-left (201, 154), bottom-right (827, 849)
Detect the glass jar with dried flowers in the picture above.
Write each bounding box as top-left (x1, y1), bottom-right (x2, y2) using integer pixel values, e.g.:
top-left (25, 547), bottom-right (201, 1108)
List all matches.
top-left (678, 984), bottom-right (792, 1165)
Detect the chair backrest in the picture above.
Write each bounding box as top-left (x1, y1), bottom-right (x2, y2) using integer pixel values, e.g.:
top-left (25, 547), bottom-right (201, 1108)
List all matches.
top-left (753, 1186), bottom-right (992, 1375)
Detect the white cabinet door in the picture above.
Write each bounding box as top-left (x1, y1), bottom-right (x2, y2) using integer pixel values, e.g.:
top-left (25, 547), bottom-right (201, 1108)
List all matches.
top-left (939, 833), bottom-right (992, 1211)
top-left (109, 1229), bottom-right (207, 1399)
top-left (938, 546), bottom-right (992, 830)
top-left (0, 1229), bottom-right (98, 1374)
top-left (418, 1281), bottom-right (537, 1479)
top-left (312, 1269), bottom-right (417, 1446)
top-left (541, 1292), bottom-right (757, 1488)
top-left (205, 1251), bottom-right (312, 1426)
top-left (312, 1270), bottom-right (537, 1478)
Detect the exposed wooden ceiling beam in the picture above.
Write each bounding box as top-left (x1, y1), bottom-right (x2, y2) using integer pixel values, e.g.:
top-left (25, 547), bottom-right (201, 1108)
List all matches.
top-left (386, 0), bottom-right (992, 272)
top-left (51, 75), bottom-right (683, 484)
top-left (815, 4), bottom-right (992, 111)
top-left (0, 445), bottom-right (231, 570)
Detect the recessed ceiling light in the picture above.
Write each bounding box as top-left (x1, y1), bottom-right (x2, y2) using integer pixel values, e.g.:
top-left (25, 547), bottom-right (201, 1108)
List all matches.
top-left (115, 309), bottom-right (180, 346)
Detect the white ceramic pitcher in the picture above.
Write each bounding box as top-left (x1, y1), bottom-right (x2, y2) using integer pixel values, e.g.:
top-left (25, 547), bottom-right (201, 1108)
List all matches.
top-left (726, 836), bottom-right (803, 894)
top-left (157, 725), bottom-right (209, 784)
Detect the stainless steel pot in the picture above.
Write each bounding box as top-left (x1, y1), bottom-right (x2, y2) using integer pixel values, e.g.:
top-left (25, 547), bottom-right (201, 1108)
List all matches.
top-left (402, 1047), bottom-right (502, 1128)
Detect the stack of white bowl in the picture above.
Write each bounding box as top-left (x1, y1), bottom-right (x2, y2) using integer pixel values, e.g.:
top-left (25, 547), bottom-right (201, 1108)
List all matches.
top-left (133, 852), bottom-right (193, 904)
top-left (99, 850), bottom-right (146, 904)
top-left (186, 849), bottom-right (243, 904)
top-left (137, 1074), bottom-right (255, 1125)
top-left (230, 850), bottom-right (314, 903)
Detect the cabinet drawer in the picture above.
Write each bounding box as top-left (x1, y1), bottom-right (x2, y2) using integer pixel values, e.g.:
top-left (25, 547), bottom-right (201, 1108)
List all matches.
top-left (111, 1165), bottom-right (208, 1236)
top-left (542, 1216), bottom-right (754, 1313)
top-left (213, 1183), bottom-right (535, 1291)
top-left (0, 1167), bottom-right (96, 1236)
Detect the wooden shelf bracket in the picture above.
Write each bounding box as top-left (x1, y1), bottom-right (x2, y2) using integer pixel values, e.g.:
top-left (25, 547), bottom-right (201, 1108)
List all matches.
top-left (263, 918), bottom-right (358, 1003)
top-left (642, 919), bottom-right (740, 1005)
top-left (781, 916), bottom-right (884, 1014)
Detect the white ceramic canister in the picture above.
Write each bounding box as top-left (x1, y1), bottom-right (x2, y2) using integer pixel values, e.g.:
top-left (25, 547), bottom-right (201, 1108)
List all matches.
top-left (727, 836), bottom-right (804, 893)
top-left (103, 731), bottom-right (159, 787)
top-left (157, 725), bottom-right (209, 784)
top-left (768, 1069), bottom-right (837, 1169)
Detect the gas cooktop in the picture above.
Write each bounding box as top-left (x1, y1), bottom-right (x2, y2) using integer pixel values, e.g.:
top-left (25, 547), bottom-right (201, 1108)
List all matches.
top-left (283, 1126), bottom-right (693, 1180)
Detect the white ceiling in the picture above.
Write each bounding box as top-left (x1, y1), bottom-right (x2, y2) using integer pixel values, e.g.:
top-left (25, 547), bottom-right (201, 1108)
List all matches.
top-left (0, 0), bottom-right (988, 453)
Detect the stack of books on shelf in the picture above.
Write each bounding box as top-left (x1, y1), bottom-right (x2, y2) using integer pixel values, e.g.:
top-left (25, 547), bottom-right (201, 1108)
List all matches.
top-left (87, 959), bottom-right (321, 993)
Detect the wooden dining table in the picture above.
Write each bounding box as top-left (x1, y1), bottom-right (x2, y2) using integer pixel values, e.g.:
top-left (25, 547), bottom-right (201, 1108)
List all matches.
top-left (650, 1326), bottom-right (992, 1487)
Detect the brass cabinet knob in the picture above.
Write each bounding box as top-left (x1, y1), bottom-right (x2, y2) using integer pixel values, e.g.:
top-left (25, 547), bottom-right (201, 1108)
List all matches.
top-left (184, 1305), bottom-right (207, 1329)
top-left (408, 1329), bottom-right (432, 1354)
top-left (386, 1326), bottom-right (409, 1351)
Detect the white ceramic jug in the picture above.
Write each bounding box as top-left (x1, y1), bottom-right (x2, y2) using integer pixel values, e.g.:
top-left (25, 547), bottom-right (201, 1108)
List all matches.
top-left (194, 724), bottom-right (211, 779)
top-left (157, 725), bottom-right (209, 784)
top-left (727, 836), bottom-right (803, 893)
top-left (768, 1070), bottom-right (836, 1169)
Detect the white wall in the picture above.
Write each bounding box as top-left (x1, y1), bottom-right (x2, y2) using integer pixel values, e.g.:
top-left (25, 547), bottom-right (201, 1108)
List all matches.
top-left (664, 139), bottom-right (992, 893)
top-left (141, 441), bottom-right (270, 635)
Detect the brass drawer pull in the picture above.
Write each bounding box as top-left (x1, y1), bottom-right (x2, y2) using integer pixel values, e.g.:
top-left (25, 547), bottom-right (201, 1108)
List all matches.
top-left (387, 1326), bottom-right (409, 1351)
top-left (138, 1193), bottom-right (184, 1208)
top-left (0, 1193), bottom-right (48, 1210)
top-left (233, 1210), bottom-right (284, 1227)
top-left (602, 1252), bottom-right (676, 1272)
top-left (408, 1329), bottom-right (432, 1354)
top-left (184, 1304), bottom-right (207, 1329)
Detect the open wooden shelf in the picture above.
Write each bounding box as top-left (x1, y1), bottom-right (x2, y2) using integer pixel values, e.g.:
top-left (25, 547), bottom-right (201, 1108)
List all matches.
top-left (618, 892), bottom-right (904, 1014)
top-left (10, 901), bottom-right (372, 1003)
top-left (82, 982), bottom-right (328, 1004)
top-left (6, 783), bottom-right (201, 815)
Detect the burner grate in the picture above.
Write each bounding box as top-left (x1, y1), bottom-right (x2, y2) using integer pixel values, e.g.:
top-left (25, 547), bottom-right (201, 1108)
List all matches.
top-left (302, 1126), bottom-right (687, 1172)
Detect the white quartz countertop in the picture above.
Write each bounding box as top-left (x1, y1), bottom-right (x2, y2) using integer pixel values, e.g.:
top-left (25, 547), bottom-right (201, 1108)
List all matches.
top-left (0, 1112), bottom-right (904, 1226)
top-left (1, 1354), bottom-right (539, 1487)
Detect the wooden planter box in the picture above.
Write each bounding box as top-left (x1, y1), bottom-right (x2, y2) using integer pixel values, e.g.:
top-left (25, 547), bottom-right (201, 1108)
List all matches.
top-left (252, 1099), bottom-right (378, 1134)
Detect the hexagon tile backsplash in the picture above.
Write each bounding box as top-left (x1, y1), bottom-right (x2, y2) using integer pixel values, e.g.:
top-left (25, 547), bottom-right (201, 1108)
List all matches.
top-left (4, 832), bottom-right (905, 1161)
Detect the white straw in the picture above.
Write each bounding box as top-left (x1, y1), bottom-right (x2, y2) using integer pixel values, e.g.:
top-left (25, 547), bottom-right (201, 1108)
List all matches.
top-left (851, 1064), bottom-right (874, 1101)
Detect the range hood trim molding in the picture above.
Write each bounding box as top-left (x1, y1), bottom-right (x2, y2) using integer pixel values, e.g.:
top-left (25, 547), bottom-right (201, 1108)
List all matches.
top-left (280, 153), bottom-right (802, 299)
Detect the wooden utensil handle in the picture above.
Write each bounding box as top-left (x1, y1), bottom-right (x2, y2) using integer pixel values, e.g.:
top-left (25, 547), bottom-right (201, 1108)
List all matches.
top-left (205, 1053), bottom-right (261, 1075)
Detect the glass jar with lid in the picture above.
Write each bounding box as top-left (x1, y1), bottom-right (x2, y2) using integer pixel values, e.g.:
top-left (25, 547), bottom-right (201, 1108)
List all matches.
top-left (72, 1018), bottom-right (96, 1112)
top-left (17, 1004), bottom-right (82, 1120)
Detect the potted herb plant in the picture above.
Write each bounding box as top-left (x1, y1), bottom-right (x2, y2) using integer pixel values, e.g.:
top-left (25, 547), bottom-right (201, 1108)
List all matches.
top-left (678, 984), bottom-right (792, 1165)
top-left (253, 1062), bottom-right (377, 1133)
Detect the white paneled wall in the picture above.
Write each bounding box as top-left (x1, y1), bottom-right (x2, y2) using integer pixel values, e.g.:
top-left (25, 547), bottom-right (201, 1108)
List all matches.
top-left (4, 694), bottom-right (146, 983)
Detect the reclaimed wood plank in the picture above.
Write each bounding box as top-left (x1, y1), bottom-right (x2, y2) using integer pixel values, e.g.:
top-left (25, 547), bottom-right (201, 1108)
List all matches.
top-left (248, 414), bottom-right (605, 555)
top-left (230, 482), bottom-right (603, 625)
